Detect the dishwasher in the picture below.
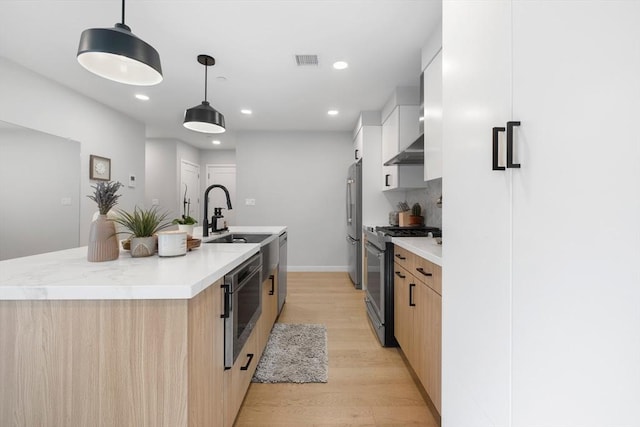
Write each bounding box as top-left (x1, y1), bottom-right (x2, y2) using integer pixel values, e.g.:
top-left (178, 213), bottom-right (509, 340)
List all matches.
top-left (277, 231), bottom-right (287, 314)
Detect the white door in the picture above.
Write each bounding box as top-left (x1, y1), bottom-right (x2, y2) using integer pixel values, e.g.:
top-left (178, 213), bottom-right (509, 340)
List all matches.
top-left (206, 164), bottom-right (236, 226)
top-left (510, 2), bottom-right (640, 425)
top-left (443, 1), bottom-right (640, 426)
top-left (180, 160), bottom-right (200, 223)
top-left (442, 2), bottom-right (513, 426)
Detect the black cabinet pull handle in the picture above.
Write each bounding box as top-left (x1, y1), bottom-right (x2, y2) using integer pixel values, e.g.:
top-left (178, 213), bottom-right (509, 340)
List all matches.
top-left (355, 149), bottom-right (359, 160)
top-left (395, 253), bottom-right (406, 260)
top-left (220, 284), bottom-right (230, 319)
top-left (492, 126), bottom-right (506, 171)
top-left (240, 353), bottom-right (254, 371)
top-left (409, 283), bottom-right (416, 307)
top-left (416, 267), bottom-right (432, 277)
top-left (507, 121), bottom-right (521, 168)
top-left (385, 174), bottom-right (391, 187)
top-left (269, 274), bottom-right (275, 295)
top-left (395, 271), bottom-right (406, 279)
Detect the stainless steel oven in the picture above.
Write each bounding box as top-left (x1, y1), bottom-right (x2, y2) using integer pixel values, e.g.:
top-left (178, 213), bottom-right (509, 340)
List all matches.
top-left (222, 252), bottom-right (262, 369)
top-left (363, 227), bottom-right (396, 347)
top-left (363, 225), bottom-right (441, 347)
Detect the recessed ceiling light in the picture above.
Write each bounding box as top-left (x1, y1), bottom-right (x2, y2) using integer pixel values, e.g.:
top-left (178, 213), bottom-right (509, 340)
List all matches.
top-left (327, 110), bottom-right (339, 116)
top-left (135, 94), bottom-right (149, 101)
top-left (240, 109), bottom-right (252, 115)
top-left (332, 61), bottom-right (349, 70)
top-left (216, 76), bottom-right (227, 81)
top-left (212, 140), bottom-right (221, 145)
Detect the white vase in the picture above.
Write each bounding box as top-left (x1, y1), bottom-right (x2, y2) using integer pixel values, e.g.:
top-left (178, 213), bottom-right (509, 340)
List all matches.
top-left (130, 236), bottom-right (156, 257)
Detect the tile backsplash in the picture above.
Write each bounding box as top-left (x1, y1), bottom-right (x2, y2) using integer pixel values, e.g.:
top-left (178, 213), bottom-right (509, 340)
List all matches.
top-left (405, 178), bottom-right (442, 230)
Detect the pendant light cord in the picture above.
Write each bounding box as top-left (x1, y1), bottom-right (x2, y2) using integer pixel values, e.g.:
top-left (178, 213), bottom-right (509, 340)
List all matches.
top-left (204, 63), bottom-right (208, 102)
top-left (121, 0), bottom-right (126, 25)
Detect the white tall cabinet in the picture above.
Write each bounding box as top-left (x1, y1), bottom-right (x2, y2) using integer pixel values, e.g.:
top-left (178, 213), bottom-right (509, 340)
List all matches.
top-left (442, 2), bottom-right (640, 427)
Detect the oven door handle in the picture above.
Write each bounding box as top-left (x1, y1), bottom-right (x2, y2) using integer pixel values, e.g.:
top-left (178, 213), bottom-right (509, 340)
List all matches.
top-left (365, 242), bottom-right (384, 258)
top-left (220, 284), bottom-right (231, 319)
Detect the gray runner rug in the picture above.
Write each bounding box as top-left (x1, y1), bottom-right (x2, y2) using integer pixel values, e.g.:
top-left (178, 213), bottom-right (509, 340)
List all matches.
top-left (252, 323), bottom-right (328, 383)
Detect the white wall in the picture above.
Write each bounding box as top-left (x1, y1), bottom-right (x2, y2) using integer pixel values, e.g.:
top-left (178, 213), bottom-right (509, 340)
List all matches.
top-left (235, 131), bottom-right (352, 270)
top-left (0, 57), bottom-right (146, 245)
top-left (0, 128), bottom-right (80, 259)
top-left (145, 138), bottom-right (179, 220)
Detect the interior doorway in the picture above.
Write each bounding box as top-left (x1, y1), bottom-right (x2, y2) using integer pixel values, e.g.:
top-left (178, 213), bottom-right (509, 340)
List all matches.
top-left (206, 164), bottom-right (237, 226)
top-left (180, 160), bottom-right (201, 223)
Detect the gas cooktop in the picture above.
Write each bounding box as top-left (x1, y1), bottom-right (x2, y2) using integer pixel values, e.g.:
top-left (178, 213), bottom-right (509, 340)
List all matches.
top-left (375, 226), bottom-right (442, 238)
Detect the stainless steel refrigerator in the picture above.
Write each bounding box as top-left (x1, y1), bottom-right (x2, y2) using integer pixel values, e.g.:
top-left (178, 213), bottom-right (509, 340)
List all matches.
top-left (346, 160), bottom-right (362, 289)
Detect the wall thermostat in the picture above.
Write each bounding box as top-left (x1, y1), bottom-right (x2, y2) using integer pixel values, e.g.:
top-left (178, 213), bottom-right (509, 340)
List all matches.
top-left (128, 174), bottom-right (136, 188)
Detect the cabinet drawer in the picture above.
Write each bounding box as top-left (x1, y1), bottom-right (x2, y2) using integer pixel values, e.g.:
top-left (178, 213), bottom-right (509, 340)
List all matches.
top-left (413, 256), bottom-right (442, 295)
top-left (394, 245), bottom-right (414, 272)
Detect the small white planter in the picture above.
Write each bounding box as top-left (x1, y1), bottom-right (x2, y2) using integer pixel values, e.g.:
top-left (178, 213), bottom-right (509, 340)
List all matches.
top-left (177, 224), bottom-right (195, 237)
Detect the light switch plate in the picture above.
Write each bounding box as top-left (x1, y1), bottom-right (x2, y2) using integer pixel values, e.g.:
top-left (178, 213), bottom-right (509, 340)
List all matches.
top-left (245, 198), bottom-right (256, 206)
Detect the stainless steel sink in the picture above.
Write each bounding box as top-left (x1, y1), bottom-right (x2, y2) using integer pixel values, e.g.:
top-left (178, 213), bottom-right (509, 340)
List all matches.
top-left (206, 233), bottom-right (279, 281)
top-left (205, 233), bottom-right (272, 244)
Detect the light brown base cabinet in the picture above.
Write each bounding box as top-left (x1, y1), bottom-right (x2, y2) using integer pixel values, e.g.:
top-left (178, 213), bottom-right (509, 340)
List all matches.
top-left (393, 245), bottom-right (442, 413)
top-left (0, 267), bottom-right (281, 427)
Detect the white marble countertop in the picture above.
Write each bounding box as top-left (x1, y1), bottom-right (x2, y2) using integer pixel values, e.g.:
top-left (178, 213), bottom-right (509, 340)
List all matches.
top-left (0, 226), bottom-right (287, 301)
top-left (391, 237), bottom-right (442, 266)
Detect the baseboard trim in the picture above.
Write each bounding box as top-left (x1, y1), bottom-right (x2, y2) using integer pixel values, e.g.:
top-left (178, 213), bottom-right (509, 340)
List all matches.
top-left (286, 266), bottom-right (348, 272)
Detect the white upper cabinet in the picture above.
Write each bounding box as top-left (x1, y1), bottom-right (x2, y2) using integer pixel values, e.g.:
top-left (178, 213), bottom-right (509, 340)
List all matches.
top-left (381, 105), bottom-right (423, 191)
top-left (423, 49), bottom-right (442, 181)
top-left (353, 129), bottom-right (363, 161)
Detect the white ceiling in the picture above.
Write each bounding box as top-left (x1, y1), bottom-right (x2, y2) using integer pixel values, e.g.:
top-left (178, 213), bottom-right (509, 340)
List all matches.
top-left (0, 0), bottom-right (441, 150)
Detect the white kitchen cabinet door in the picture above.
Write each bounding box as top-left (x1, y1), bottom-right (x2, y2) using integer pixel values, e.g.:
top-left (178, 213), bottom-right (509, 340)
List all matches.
top-left (509, 2), bottom-right (640, 425)
top-left (353, 127), bottom-right (363, 161)
top-left (442, 1), bottom-right (513, 426)
top-left (443, 1), bottom-right (640, 427)
top-left (381, 105), bottom-right (423, 191)
top-left (424, 49), bottom-right (442, 181)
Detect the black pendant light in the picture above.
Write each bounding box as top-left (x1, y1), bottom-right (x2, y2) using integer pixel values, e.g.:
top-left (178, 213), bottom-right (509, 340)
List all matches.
top-left (183, 55), bottom-right (226, 134)
top-left (77, 0), bottom-right (162, 86)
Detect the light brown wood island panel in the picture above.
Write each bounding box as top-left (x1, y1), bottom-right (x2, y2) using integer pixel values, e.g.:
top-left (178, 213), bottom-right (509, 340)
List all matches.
top-left (0, 279), bottom-right (225, 427)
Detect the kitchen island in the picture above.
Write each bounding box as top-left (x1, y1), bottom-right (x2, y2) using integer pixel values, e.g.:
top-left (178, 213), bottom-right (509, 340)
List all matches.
top-left (0, 226), bottom-right (286, 427)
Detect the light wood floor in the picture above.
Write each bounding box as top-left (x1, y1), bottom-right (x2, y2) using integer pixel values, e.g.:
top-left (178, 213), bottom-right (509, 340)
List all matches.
top-left (234, 272), bottom-right (439, 427)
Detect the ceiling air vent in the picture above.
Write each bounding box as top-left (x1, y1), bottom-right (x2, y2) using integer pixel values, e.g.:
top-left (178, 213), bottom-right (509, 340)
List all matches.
top-left (295, 54), bottom-right (319, 66)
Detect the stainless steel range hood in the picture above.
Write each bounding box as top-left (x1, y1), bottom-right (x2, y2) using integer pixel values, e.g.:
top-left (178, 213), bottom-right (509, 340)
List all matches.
top-left (383, 134), bottom-right (424, 166)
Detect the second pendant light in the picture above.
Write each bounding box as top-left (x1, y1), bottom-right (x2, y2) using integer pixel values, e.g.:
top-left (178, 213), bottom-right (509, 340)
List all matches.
top-left (183, 55), bottom-right (226, 134)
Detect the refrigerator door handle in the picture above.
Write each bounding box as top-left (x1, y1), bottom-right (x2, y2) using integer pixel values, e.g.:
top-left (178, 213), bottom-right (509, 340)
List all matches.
top-left (346, 178), bottom-right (353, 224)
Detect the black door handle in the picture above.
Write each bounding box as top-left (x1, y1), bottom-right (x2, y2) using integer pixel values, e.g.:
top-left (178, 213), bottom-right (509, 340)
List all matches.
top-left (507, 121), bottom-right (521, 168)
top-left (409, 283), bottom-right (416, 307)
top-left (385, 174), bottom-right (391, 187)
top-left (492, 126), bottom-right (506, 171)
top-left (240, 353), bottom-right (254, 370)
top-left (395, 253), bottom-right (406, 260)
top-left (269, 274), bottom-right (275, 295)
top-left (395, 271), bottom-right (406, 279)
top-left (355, 149), bottom-right (359, 160)
top-left (416, 267), bottom-right (432, 277)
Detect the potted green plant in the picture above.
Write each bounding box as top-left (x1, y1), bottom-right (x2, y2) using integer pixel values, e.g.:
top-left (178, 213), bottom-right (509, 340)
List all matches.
top-left (87, 181), bottom-right (123, 262)
top-left (172, 185), bottom-right (197, 237)
top-left (409, 202), bottom-right (424, 226)
top-left (113, 206), bottom-right (171, 257)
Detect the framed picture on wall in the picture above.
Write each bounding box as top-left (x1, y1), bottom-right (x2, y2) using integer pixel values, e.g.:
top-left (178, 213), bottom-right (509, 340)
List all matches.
top-left (89, 155), bottom-right (111, 181)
